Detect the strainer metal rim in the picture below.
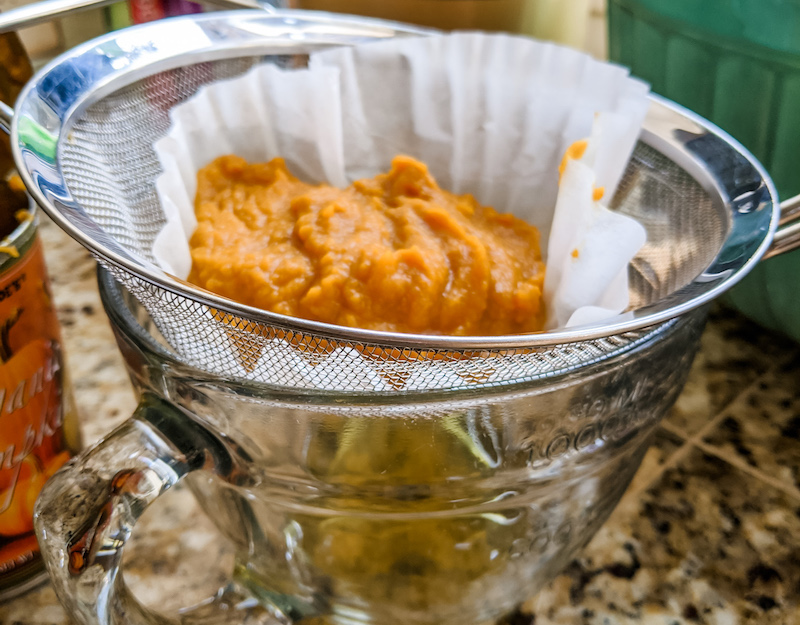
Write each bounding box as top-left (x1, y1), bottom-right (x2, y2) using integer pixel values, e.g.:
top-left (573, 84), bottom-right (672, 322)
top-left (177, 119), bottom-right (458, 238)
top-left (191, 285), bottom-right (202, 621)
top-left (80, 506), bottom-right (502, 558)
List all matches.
top-left (11, 10), bottom-right (779, 350)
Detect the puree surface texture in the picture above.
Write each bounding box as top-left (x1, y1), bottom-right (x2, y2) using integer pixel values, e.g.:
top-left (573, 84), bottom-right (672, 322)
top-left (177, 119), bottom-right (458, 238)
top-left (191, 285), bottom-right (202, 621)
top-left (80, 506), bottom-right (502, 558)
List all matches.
top-left (189, 155), bottom-right (545, 335)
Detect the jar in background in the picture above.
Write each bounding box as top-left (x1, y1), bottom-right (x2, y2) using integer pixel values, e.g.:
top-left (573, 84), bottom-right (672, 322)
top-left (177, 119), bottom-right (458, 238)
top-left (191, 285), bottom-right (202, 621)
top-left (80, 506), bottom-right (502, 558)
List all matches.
top-left (0, 30), bottom-right (82, 601)
top-left (520, 0), bottom-right (591, 50)
top-left (285, 0), bottom-right (529, 32)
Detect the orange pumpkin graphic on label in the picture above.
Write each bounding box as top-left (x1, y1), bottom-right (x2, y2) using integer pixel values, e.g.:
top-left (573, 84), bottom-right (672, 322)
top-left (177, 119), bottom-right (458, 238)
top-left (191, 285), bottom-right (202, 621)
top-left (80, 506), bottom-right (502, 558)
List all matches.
top-left (0, 232), bottom-right (80, 593)
top-left (0, 339), bottom-right (70, 537)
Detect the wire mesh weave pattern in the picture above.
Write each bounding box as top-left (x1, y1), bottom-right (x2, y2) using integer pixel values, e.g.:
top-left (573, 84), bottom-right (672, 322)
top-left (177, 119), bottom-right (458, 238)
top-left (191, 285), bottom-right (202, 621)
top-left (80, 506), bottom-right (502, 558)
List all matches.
top-left (101, 263), bottom-right (675, 391)
top-left (62, 56), bottom-right (717, 391)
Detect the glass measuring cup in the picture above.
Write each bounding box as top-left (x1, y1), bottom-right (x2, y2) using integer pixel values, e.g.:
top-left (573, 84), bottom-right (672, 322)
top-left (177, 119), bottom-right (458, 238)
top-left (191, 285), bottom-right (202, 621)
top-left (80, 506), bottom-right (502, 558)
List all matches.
top-left (33, 268), bottom-right (705, 625)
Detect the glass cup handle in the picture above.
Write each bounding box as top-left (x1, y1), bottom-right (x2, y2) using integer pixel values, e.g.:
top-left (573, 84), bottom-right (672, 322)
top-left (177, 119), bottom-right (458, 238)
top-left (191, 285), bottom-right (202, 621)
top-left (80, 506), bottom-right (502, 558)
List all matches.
top-left (34, 392), bottom-right (274, 625)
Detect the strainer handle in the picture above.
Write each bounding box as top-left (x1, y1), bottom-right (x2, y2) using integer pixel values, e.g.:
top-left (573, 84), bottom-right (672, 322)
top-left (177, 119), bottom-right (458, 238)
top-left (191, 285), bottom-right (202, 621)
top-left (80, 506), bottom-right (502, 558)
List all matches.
top-left (0, 0), bottom-right (272, 34)
top-left (0, 100), bottom-right (11, 135)
top-left (766, 194), bottom-right (800, 260)
top-left (34, 393), bottom-right (279, 625)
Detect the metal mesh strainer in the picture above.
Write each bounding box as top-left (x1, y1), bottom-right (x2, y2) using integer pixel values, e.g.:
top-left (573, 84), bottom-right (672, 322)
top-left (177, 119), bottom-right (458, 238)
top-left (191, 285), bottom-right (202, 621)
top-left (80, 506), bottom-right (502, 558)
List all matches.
top-left (8, 11), bottom-right (783, 391)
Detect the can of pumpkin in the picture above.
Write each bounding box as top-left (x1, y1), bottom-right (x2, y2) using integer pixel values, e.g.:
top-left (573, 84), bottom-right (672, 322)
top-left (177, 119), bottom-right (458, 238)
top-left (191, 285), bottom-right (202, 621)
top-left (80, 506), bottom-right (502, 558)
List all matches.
top-left (0, 202), bottom-right (82, 600)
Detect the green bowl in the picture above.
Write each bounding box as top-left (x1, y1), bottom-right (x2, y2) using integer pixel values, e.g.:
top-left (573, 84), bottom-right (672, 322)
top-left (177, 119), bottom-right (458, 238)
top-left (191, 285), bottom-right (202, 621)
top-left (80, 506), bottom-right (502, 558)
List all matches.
top-left (608, 0), bottom-right (800, 341)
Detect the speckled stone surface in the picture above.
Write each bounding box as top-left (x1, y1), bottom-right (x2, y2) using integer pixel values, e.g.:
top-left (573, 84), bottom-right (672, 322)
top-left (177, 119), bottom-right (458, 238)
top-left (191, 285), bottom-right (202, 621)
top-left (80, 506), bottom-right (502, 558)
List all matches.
top-left (2, 216), bottom-right (800, 624)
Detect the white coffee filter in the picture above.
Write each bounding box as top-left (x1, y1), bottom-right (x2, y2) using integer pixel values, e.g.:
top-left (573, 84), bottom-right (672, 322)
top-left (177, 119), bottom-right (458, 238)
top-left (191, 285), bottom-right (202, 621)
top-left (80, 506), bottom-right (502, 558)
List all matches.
top-left (152, 32), bottom-right (649, 338)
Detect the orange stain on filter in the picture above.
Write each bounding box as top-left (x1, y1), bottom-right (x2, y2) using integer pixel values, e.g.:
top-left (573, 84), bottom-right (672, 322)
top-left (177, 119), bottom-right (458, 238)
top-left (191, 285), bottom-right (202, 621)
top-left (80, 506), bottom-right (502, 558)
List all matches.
top-left (558, 139), bottom-right (588, 181)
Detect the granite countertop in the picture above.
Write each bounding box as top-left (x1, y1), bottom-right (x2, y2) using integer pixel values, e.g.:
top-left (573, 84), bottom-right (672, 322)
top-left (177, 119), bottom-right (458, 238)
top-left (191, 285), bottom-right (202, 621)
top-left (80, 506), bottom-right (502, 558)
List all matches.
top-left (2, 216), bottom-right (800, 625)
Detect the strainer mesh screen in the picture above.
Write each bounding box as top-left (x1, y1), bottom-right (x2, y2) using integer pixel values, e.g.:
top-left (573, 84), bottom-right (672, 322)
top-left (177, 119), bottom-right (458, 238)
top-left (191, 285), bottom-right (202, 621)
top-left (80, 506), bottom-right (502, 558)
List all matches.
top-left (62, 58), bottom-right (261, 261)
top-left (60, 56), bottom-right (723, 391)
top-left (611, 143), bottom-right (726, 309)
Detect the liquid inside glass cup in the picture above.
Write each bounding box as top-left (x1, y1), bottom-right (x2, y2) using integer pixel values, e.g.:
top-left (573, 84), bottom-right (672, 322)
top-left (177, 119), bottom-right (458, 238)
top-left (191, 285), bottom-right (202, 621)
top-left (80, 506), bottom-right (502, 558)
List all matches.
top-left (49, 268), bottom-right (705, 625)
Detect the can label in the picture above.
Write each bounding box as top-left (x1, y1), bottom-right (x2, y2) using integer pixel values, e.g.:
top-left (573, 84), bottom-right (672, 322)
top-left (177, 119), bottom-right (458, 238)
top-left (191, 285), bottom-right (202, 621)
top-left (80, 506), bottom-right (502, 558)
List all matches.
top-left (0, 236), bottom-right (72, 576)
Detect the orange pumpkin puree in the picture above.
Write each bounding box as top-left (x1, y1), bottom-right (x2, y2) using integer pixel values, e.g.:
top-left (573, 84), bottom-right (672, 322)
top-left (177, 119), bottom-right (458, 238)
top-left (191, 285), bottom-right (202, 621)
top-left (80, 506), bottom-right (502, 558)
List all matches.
top-left (188, 155), bottom-right (545, 335)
